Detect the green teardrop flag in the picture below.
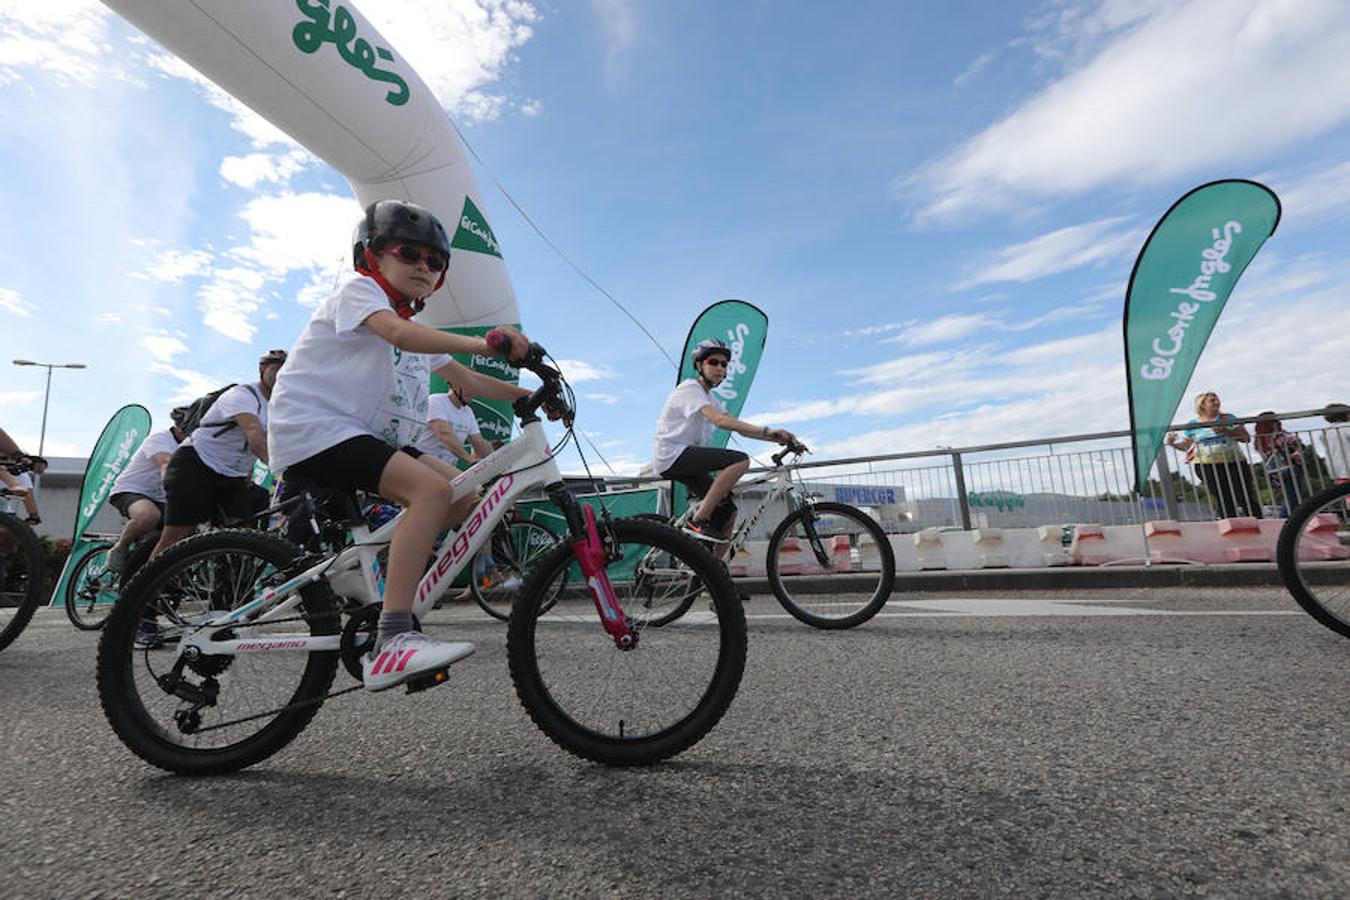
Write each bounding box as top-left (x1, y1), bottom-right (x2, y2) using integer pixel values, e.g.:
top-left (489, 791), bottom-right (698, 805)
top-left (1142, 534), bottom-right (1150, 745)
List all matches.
top-left (1124, 180), bottom-right (1280, 491)
top-left (49, 404), bottom-right (152, 605)
top-left (678, 299), bottom-right (770, 449)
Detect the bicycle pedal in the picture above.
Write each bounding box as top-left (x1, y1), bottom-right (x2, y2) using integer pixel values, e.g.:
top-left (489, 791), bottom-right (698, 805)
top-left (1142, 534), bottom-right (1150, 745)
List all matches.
top-left (404, 668), bottom-right (452, 694)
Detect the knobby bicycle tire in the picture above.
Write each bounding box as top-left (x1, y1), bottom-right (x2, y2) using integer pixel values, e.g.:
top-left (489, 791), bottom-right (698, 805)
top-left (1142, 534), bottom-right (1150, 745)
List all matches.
top-left (507, 517), bottom-right (746, 765)
top-left (766, 501), bottom-right (895, 629)
top-left (1276, 480), bottom-right (1350, 639)
top-left (65, 541), bottom-right (117, 631)
top-left (98, 529), bottom-right (341, 774)
top-left (0, 511), bottom-right (44, 652)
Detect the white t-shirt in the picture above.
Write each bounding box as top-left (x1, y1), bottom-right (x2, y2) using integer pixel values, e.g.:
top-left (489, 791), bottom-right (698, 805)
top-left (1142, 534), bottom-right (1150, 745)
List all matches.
top-left (374, 348), bottom-right (451, 451)
top-left (268, 274), bottom-right (441, 474)
top-left (417, 393), bottom-right (482, 460)
top-left (111, 429), bottom-right (180, 502)
top-left (1324, 423), bottom-right (1350, 479)
top-left (184, 384), bottom-right (267, 478)
top-left (651, 378), bottom-right (723, 475)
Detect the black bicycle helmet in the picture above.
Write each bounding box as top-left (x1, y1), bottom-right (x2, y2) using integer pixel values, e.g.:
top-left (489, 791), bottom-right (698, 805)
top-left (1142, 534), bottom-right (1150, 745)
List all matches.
top-left (352, 199), bottom-right (452, 272)
top-left (691, 338), bottom-right (731, 365)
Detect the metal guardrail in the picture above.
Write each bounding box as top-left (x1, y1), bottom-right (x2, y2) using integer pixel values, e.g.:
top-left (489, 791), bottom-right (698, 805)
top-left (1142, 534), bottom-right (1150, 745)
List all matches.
top-left (585, 406), bottom-right (1350, 533)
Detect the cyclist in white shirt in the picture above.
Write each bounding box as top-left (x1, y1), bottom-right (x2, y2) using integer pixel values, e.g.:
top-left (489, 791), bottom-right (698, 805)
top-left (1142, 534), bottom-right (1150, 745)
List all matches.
top-left (653, 338), bottom-right (796, 543)
top-left (152, 349), bottom-right (286, 558)
top-left (418, 386), bottom-right (492, 469)
top-left (105, 426), bottom-right (182, 572)
top-left (268, 199), bottom-right (543, 693)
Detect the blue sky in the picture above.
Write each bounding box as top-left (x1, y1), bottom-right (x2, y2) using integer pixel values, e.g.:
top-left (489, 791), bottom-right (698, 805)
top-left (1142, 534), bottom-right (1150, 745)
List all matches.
top-left (1, 0), bottom-right (1348, 476)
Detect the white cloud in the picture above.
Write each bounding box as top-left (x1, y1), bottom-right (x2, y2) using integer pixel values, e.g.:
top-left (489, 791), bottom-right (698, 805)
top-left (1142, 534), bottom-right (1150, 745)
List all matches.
top-left (904, 0), bottom-right (1350, 224)
top-left (0, 390), bottom-right (42, 406)
top-left (882, 313), bottom-right (1000, 347)
top-left (588, 0), bottom-right (637, 89)
top-left (197, 266), bottom-right (268, 343)
top-left (584, 392), bottom-right (621, 405)
top-left (0, 2), bottom-right (113, 88)
top-left (0, 287), bottom-right (32, 317)
top-left (1274, 160), bottom-right (1350, 228)
top-left (958, 217), bottom-right (1143, 288)
top-left (232, 192), bottom-right (363, 276)
top-left (953, 50), bottom-right (996, 89)
top-left (363, 0), bottom-right (541, 121)
top-left (555, 360), bottom-right (614, 383)
top-left (135, 249), bottom-right (214, 284)
top-left (220, 150), bottom-right (316, 190)
top-left (141, 335), bottom-right (189, 363)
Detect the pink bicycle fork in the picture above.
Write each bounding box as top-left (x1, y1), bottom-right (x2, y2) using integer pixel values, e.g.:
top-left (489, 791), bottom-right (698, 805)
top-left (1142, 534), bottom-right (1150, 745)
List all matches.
top-left (570, 505), bottom-right (636, 649)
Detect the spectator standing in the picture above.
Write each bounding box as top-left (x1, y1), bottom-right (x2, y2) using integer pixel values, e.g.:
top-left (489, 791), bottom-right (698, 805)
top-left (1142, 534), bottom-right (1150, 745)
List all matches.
top-left (1166, 391), bottom-right (1260, 519)
top-left (1320, 402), bottom-right (1350, 483)
top-left (105, 425), bottom-right (182, 572)
top-left (1253, 413), bottom-right (1308, 517)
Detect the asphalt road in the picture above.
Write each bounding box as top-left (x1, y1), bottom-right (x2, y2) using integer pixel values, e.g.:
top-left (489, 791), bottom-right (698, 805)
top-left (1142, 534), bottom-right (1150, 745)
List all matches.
top-left (4, 587), bottom-right (1347, 898)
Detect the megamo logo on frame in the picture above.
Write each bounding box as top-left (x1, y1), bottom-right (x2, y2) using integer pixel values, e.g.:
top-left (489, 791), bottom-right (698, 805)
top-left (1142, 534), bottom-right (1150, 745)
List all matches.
top-left (81, 431), bottom-right (140, 520)
top-left (711, 323), bottom-right (752, 402)
top-left (1138, 221), bottom-right (1241, 382)
top-left (415, 473), bottom-right (515, 606)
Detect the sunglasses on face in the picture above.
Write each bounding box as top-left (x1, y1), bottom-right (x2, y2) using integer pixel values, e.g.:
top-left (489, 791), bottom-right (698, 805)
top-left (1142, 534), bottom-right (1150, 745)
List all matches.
top-left (387, 243), bottom-right (448, 272)
top-left (702, 358), bottom-right (729, 368)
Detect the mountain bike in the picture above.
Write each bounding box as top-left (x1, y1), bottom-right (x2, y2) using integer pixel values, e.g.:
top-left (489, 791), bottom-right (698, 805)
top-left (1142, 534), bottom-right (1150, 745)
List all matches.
top-left (97, 337), bottom-right (747, 774)
top-left (1276, 480), bottom-right (1350, 639)
top-left (0, 455), bottom-right (46, 652)
top-left (65, 494), bottom-right (309, 632)
top-left (640, 442), bottom-right (895, 629)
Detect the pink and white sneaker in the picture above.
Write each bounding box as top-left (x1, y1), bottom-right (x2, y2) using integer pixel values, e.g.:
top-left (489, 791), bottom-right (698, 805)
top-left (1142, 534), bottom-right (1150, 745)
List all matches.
top-left (361, 631), bottom-right (476, 693)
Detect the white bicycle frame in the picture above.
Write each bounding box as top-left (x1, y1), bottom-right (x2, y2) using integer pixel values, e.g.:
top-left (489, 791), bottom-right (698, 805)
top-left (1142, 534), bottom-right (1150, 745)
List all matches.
top-left (677, 462), bottom-right (810, 561)
top-left (175, 419), bottom-right (576, 658)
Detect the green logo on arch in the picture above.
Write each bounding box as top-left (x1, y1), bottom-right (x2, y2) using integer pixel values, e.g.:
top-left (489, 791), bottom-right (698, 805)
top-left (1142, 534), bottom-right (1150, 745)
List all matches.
top-left (451, 197), bottom-right (503, 259)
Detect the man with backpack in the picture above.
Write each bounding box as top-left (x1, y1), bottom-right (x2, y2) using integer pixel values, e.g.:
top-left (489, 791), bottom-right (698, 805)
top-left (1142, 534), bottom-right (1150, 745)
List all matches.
top-left (150, 349), bottom-right (286, 559)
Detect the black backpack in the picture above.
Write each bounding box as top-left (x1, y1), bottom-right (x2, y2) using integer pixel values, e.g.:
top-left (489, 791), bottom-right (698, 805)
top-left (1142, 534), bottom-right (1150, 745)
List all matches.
top-left (171, 384), bottom-right (261, 442)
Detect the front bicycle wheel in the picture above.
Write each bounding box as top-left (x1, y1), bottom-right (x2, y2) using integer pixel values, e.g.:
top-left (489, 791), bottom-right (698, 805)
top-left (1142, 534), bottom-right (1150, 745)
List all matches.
top-left (1277, 481), bottom-right (1350, 639)
top-left (507, 517), bottom-right (746, 765)
top-left (65, 541), bottom-right (119, 630)
top-left (470, 520), bottom-right (565, 621)
top-left (97, 529), bottom-right (341, 775)
top-left (767, 501), bottom-right (895, 629)
top-left (0, 511), bottom-right (44, 653)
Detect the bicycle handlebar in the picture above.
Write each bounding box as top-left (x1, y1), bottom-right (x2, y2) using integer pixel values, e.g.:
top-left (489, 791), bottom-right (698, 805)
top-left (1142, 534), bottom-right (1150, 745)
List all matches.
top-left (771, 441), bottom-right (809, 467)
top-left (2, 453), bottom-right (45, 477)
top-left (485, 329), bottom-right (574, 425)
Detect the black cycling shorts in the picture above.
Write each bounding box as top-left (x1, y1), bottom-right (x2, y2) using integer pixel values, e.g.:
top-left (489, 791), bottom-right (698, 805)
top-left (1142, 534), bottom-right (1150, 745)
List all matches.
top-left (660, 446), bottom-right (749, 498)
top-left (282, 435), bottom-right (420, 495)
top-left (108, 492), bottom-right (164, 520)
top-left (162, 446), bottom-right (254, 527)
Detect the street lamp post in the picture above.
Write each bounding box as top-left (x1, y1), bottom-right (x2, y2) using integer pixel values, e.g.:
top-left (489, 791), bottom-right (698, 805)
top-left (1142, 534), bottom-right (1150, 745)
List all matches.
top-left (11, 360), bottom-right (88, 488)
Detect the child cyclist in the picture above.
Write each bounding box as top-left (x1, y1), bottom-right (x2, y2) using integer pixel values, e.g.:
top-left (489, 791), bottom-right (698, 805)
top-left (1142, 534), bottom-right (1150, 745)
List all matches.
top-left (652, 338), bottom-right (797, 545)
top-left (268, 199), bottom-right (540, 692)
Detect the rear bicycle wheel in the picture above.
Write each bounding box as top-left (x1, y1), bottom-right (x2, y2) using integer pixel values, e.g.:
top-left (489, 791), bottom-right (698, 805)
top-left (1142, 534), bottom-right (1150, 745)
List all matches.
top-left (1277, 481), bottom-right (1350, 639)
top-left (0, 511), bottom-right (44, 653)
top-left (767, 501), bottom-right (895, 629)
top-left (507, 517), bottom-right (746, 765)
top-left (627, 513), bottom-right (701, 627)
top-left (65, 541), bottom-right (119, 630)
top-left (470, 520), bottom-right (565, 621)
top-left (97, 529), bottom-right (341, 774)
